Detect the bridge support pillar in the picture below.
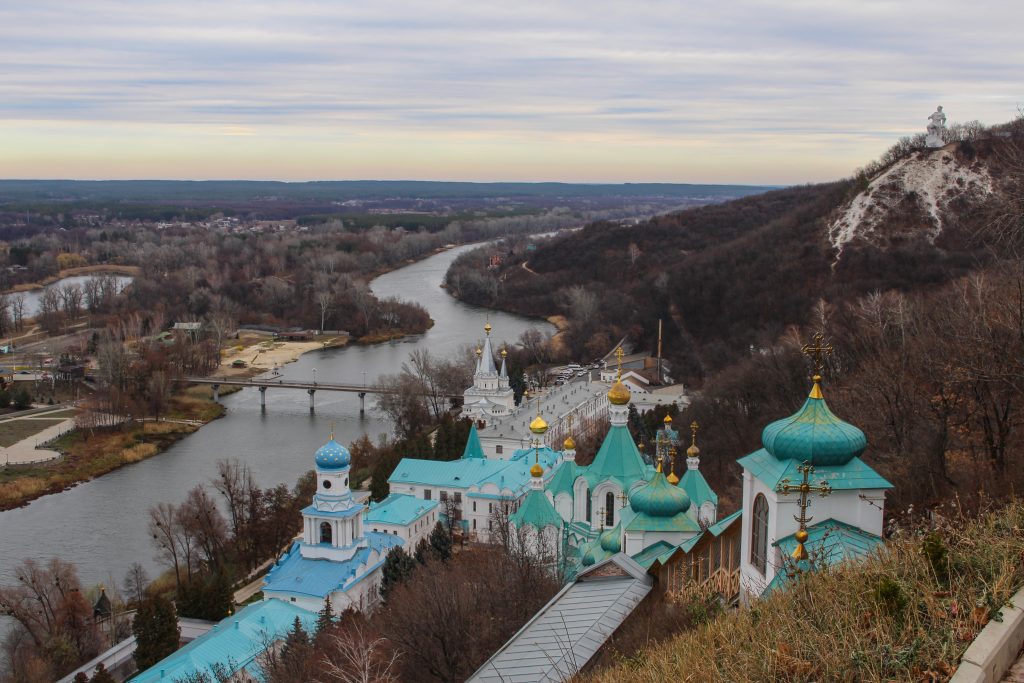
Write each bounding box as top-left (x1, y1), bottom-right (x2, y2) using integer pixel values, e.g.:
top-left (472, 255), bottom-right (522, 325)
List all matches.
top-left (259, 386), bottom-right (267, 411)
top-left (358, 392), bottom-right (366, 416)
top-left (211, 384), bottom-right (220, 402)
top-left (308, 389), bottom-right (316, 413)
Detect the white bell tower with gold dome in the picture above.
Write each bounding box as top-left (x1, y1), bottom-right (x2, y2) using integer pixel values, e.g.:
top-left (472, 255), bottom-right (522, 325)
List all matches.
top-left (461, 321), bottom-right (516, 423)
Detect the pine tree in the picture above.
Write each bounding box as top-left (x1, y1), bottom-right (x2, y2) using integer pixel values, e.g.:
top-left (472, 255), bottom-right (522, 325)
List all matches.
top-left (380, 546), bottom-right (416, 602)
top-left (89, 664), bottom-right (116, 683)
top-left (429, 521), bottom-right (453, 562)
top-left (369, 458), bottom-right (391, 501)
top-left (280, 616), bottom-right (311, 669)
top-left (73, 674), bottom-right (89, 683)
top-left (132, 594), bottom-right (181, 669)
top-left (414, 537), bottom-right (431, 565)
top-left (315, 595), bottom-right (334, 637)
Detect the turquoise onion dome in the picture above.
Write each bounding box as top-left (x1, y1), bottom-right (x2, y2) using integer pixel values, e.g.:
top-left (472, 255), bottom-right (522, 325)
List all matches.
top-left (314, 439), bottom-right (350, 470)
top-left (761, 376), bottom-right (867, 466)
top-left (599, 523), bottom-right (622, 554)
top-left (630, 470), bottom-right (690, 517)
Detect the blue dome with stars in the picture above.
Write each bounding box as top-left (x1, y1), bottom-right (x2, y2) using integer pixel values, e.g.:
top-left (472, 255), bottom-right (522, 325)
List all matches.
top-left (314, 439), bottom-right (350, 470)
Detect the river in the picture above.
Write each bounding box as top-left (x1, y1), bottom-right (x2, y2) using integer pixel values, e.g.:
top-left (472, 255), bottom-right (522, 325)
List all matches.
top-left (0, 244), bottom-right (552, 589)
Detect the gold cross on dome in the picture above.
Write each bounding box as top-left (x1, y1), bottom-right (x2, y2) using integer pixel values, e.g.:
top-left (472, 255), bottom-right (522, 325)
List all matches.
top-left (329, 421), bottom-right (336, 440)
top-left (597, 506), bottom-right (606, 530)
top-left (801, 332), bottom-right (833, 376)
top-left (776, 460), bottom-right (832, 562)
top-left (615, 346), bottom-right (625, 379)
top-left (617, 491), bottom-right (629, 509)
top-left (690, 421), bottom-right (699, 447)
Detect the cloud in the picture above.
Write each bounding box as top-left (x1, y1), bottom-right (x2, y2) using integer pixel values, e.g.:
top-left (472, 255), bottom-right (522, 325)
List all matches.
top-left (0, 0), bottom-right (1021, 182)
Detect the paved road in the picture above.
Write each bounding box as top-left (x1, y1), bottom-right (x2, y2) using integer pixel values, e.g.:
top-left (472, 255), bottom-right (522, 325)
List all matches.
top-left (3, 417), bottom-right (74, 465)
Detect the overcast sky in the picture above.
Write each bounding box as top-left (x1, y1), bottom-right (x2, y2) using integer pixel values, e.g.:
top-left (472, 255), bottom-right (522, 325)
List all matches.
top-left (1, 0), bottom-right (1021, 183)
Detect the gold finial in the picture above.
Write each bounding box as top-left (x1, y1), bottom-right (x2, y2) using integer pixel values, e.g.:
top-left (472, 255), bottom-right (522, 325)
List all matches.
top-left (329, 421), bottom-right (336, 441)
top-left (484, 319), bottom-right (492, 335)
top-left (655, 457), bottom-right (663, 473)
top-left (597, 506), bottom-right (606, 530)
top-left (801, 332), bottom-right (833, 378)
top-left (776, 461), bottom-right (832, 568)
top-left (475, 346), bottom-right (482, 357)
top-left (690, 421), bottom-right (699, 447)
top-left (614, 346), bottom-right (625, 379)
top-left (501, 348), bottom-right (507, 358)
top-left (667, 445), bottom-right (680, 484)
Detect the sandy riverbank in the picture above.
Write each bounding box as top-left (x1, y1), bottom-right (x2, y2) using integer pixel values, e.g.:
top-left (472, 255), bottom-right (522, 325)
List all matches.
top-left (217, 335), bottom-right (348, 376)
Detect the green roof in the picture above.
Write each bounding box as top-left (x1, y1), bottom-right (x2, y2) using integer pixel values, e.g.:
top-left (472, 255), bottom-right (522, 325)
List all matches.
top-left (765, 519), bottom-right (883, 594)
top-left (365, 493), bottom-right (439, 526)
top-left (630, 471), bottom-right (691, 517)
top-left (622, 506), bottom-right (701, 534)
top-left (584, 424), bottom-right (648, 489)
top-left (547, 461), bottom-right (579, 496)
top-left (679, 468), bottom-right (718, 509)
top-left (707, 509), bottom-right (742, 535)
top-left (510, 489), bottom-right (563, 530)
top-left (737, 448), bottom-right (893, 492)
top-left (761, 383), bottom-right (867, 466)
top-left (462, 423), bottom-right (485, 459)
top-left (630, 540), bottom-right (677, 569)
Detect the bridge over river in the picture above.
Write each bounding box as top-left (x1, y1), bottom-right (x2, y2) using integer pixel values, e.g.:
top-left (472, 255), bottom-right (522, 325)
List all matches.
top-left (185, 375), bottom-right (462, 413)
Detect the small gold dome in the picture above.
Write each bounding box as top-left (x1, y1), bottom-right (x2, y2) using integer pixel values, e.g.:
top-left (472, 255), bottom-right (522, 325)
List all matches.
top-left (475, 347), bottom-right (482, 357)
top-left (484, 322), bottom-right (492, 334)
top-left (530, 462), bottom-right (543, 478)
top-left (687, 444), bottom-right (700, 457)
top-left (529, 414), bottom-right (548, 434)
top-left (663, 415), bottom-right (673, 424)
top-left (501, 348), bottom-right (507, 357)
top-left (563, 435), bottom-right (576, 450)
top-left (608, 380), bottom-right (631, 405)
top-left (667, 471), bottom-right (680, 485)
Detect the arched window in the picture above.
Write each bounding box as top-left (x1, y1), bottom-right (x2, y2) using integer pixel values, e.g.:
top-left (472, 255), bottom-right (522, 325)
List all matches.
top-left (751, 494), bottom-right (769, 574)
top-left (585, 488), bottom-right (592, 523)
top-left (605, 492), bottom-right (615, 528)
top-left (320, 521), bottom-right (332, 545)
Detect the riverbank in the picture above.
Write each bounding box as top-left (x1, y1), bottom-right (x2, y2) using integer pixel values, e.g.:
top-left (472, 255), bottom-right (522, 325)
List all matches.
top-left (0, 385), bottom-right (235, 511)
top-left (3, 264), bottom-right (140, 294)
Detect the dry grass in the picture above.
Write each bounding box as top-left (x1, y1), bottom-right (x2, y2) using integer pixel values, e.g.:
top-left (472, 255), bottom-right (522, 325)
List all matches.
top-left (584, 501), bottom-right (1024, 683)
top-left (0, 417), bottom-right (66, 446)
top-left (0, 477), bottom-right (48, 507)
top-left (121, 442), bottom-right (158, 463)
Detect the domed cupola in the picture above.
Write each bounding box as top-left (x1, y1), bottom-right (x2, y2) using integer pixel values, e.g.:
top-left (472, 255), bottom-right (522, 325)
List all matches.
top-left (761, 375), bottom-right (866, 466)
top-left (315, 439), bottom-right (350, 470)
top-left (630, 465), bottom-right (691, 517)
top-left (599, 523), bottom-right (622, 554)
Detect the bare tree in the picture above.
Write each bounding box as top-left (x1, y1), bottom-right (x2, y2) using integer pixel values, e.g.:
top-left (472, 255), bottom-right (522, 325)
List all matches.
top-left (321, 624), bottom-right (401, 683)
top-left (10, 292), bottom-right (25, 332)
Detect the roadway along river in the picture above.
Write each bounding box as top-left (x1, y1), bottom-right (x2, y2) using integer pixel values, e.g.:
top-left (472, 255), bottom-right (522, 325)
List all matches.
top-left (0, 243), bottom-right (552, 589)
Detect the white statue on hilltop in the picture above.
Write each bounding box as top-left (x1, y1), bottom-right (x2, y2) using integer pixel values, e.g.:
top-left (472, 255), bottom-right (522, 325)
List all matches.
top-left (926, 105), bottom-right (947, 148)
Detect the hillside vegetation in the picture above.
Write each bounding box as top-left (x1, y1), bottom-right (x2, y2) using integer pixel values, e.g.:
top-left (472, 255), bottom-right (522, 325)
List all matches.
top-left (584, 499), bottom-right (1024, 682)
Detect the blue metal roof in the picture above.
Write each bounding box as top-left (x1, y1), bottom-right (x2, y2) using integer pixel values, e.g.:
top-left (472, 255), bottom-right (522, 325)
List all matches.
top-left (132, 599), bottom-right (317, 683)
top-left (388, 457), bottom-right (509, 488)
top-left (315, 439), bottom-right (351, 470)
top-left (263, 533), bottom-right (403, 599)
top-left (737, 448), bottom-right (893, 491)
top-left (463, 424), bottom-right (485, 459)
top-left (365, 494), bottom-right (438, 526)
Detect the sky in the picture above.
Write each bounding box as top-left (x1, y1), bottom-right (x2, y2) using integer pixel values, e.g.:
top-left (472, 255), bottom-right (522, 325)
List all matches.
top-left (0, 0), bottom-right (1021, 184)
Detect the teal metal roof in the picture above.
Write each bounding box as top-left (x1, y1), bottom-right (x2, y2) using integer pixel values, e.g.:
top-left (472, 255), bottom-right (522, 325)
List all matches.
top-left (765, 519), bottom-right (883, 594)
top-left (365, 494), bottom-right (439, 526)
top-left (707, 509), bottom-right (743, 536)
top-left (773, 518), bottom-right (883, 566)
top-left (679, 468), bottom-right (718, 508)
top-left (623, 508), bottom-right (701, 534)
top-left (510, 489), bottom-right (563, 530)
top-left (599, 523), bottom-right (622, 553)
top-left (761, 382), bottom-right (867, 466)
top-left (547, 461), bottom-right (579, 496)
top-left (132, 599), bottom-right (317, 683)
top-left (463, 424), bottom-right (485, 459)
top-left (737, 448), bottom-right (893, 491)
top-left (388, 457), bottom-right (508, 488)
top-left (584, 424), bottom-right (648, 489)
top-left (630, 540), bottom-right (676, 569)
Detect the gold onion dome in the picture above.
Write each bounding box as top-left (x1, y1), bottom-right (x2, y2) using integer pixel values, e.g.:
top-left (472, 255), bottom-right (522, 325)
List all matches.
top-left (529, 414), bottom-right (549, 434)
top-left (663, 415), bottom-right (673, 424)
top-left (607, 380), bottom-right (631, 405)
top-left (530, 462), bottom-right (544, 478)
top-left (563, 435), bottom-right (576, 450)
top-left (687, 443), bottom-right (700, 457)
